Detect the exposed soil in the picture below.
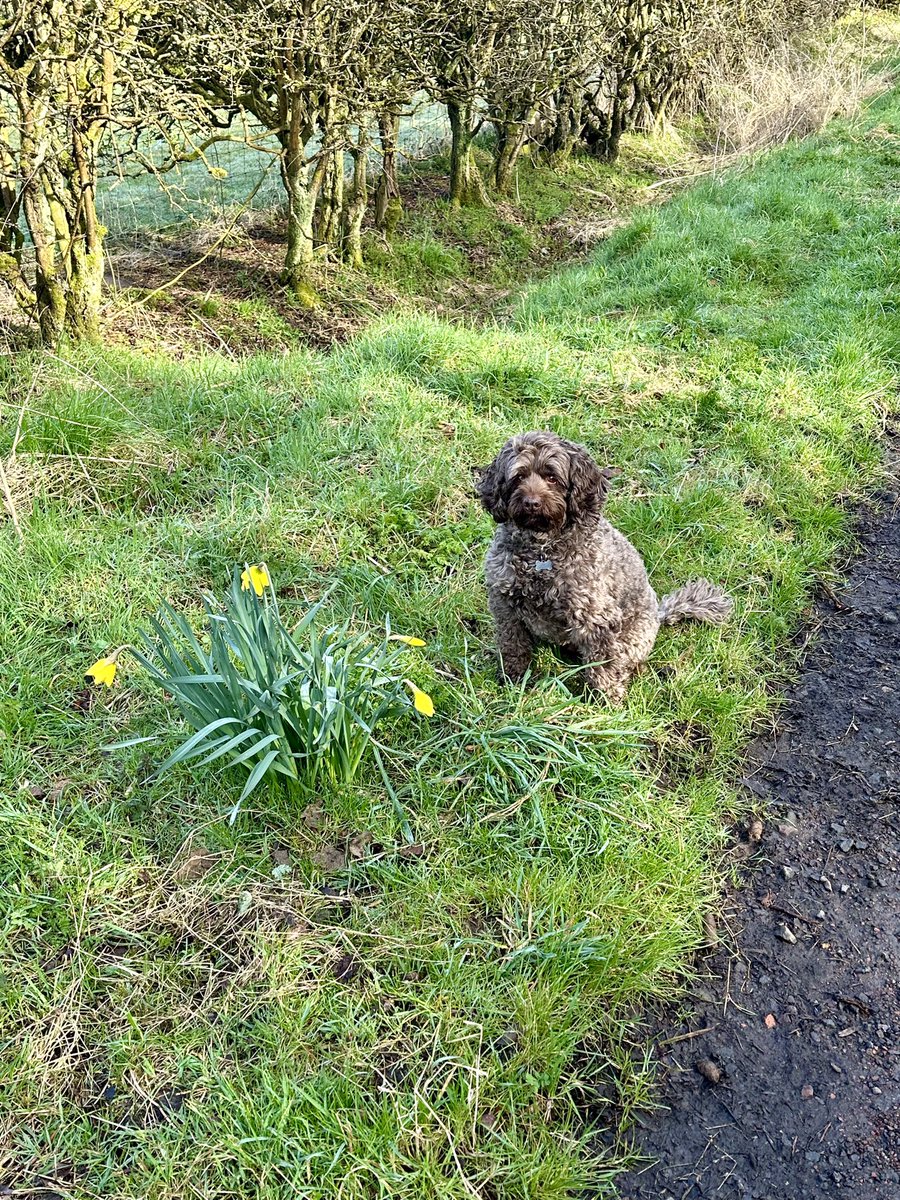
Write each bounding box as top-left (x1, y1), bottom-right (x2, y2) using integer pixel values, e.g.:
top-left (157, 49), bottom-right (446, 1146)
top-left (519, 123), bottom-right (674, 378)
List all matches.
top-left (617, 469), bottom-right (900, 1200)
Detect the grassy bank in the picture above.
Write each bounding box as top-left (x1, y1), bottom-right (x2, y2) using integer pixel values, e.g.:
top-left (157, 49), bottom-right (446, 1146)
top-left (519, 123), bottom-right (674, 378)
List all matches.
top-left (3, 84), bottom-right (900, 1200)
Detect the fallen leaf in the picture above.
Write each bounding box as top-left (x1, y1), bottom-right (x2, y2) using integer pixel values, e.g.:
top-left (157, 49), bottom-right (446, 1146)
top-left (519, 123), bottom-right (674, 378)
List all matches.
top-left (702, 911), bottom-right (718, 945)
top-left (312, 845), bottom-right (346, 871)
top-left (303, 803), bottom-right (326, 830)
top-left (398, 842), bottom-right (426, 859)
top-left (173, 847), bottom-right (217, 883)
top-left (348, 831), bottom-right (373, 860)
top-left (748, 816), bottom-right (764, 843)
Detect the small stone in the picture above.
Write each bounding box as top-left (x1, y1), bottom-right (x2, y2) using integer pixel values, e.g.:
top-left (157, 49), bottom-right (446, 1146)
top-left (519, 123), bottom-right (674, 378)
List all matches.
top-left (830, 1061), bottom-right (843, 1074)
top-left (882, 612), bottom-right (898, 624)
top-left (776, 923), bottom-right (797, 945)
top-left (695, 1058), bottom-right (721, 1084)
top-left (873, 1086), bottom-right (883, 1095)
top-left (765, 1013), bottom-right (777, 1029)
top-left (839, 838), bottom-right (854, 853)
top-left (801, 1084), bottom-right (814, 1099)
top-left (805, 1150), bottom-right (821, 1164)
top-left (748, 816), bottom-right (764, 843)
top-left (840, 883), bottom-right (851, 895)
top-left (817, 910), bottom-right (826, 920)
top-left (782, 865), bottom-right (796, 880)
top-left (820, 875), bottom-right (833, 892)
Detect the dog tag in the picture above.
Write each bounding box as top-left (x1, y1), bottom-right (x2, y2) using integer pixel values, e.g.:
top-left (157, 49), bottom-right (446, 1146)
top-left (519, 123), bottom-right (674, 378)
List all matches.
top-left (534, 560), bottom-right (554, 572)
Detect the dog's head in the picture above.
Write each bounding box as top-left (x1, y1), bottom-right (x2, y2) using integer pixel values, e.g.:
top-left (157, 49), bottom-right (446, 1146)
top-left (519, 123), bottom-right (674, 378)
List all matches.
top-left (474, 431), bottom-right (615, 532)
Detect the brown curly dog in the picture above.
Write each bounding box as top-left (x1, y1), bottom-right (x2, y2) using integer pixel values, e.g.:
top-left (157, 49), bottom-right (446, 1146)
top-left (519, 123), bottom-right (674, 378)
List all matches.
top-left (475, 431), bottom-right (731, 702)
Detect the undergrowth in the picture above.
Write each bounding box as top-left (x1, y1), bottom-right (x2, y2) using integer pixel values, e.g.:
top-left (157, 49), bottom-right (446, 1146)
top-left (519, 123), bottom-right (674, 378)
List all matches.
top-left (2, 77), bottom-right (900, 1200)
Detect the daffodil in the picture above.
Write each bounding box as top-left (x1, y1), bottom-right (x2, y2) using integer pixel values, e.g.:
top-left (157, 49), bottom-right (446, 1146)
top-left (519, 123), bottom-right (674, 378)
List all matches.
top-left (405, 680), bottom-right (434, 717)
top-left (86, 656), bottom-right (118, 687)
top-left (389, 634), bottom-right (427, 648)
top-left (241, 564), bottom-right (270, 597)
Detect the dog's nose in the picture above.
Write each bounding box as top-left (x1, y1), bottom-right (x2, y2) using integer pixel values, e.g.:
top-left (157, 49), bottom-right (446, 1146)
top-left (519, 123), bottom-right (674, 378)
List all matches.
top-left (522, 496), bottom-right (542, 514)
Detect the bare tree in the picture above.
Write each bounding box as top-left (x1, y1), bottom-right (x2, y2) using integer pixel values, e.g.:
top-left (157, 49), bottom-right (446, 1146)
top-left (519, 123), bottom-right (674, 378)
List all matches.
top-left (410, 0), bottom-right (504, 207)
top-left (155, 0), bottom-right (419, 292)
top-left (0, 0), bottom-right (147, 343)
top-left (484, 0), bottom-right (606, 192)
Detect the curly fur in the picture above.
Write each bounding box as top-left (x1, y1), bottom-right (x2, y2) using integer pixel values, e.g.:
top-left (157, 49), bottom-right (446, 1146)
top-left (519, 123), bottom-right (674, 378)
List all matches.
top-left (475, 431), bottom-right (732, 703)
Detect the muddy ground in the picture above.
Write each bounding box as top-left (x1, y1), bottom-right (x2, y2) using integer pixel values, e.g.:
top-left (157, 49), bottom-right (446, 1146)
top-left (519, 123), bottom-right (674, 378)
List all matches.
top-left (617, 471), bottom-right (900, 1200)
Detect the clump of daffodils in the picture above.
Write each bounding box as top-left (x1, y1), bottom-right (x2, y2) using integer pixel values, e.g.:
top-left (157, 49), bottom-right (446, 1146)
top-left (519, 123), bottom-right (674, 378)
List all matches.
top-left (109, 565), bottom-right (434, 822)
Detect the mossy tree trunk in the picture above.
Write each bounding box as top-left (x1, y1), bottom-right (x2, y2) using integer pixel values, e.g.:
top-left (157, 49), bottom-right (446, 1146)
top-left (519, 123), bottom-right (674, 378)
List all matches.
top-left (492, 107), bottom-right (537, 194)
top-left (343, 122), bottom-right (368, 268)
top-left (447, 99), bottom-right (491, 208)
top-left (1, 20), bottom-right (120, 345)
top-left (277, 92), bottom-right (323, 307)
top-left (546, 80), bottom-right (584, 167)
top-left (374, 109), bottom-right (402, 240)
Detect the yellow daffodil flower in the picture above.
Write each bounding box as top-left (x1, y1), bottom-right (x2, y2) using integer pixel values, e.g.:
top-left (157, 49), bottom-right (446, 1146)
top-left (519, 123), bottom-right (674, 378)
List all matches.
top-left (86, 656), bottom-right (118, 687)
top-left (241, 564), bottom-right (270, 596)
top-left (389, 635), bottom-right (427, 647)
top-left (405, 680), bottom-right (434, 717)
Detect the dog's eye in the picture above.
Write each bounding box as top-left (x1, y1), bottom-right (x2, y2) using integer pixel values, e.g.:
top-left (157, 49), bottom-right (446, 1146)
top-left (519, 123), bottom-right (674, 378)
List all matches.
top-left (545, 474), bottom-right (560, 487)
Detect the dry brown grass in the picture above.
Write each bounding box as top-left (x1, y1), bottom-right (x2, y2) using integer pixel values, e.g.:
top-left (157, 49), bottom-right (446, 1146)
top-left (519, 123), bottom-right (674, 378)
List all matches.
top-left (702, 11), bottom-right (900, 159)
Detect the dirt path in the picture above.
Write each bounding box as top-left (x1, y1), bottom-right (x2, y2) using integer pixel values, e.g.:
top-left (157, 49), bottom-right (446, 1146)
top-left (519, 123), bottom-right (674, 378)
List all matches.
top-left (617, 471), bottom-right (900, 1200)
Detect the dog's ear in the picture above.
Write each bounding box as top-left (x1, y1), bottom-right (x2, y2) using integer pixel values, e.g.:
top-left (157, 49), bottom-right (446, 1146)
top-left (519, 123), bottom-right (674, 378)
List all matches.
top-left (473, 451), bottom-right (510, 523)
top-left (566, 444), bottom-right (617, 524)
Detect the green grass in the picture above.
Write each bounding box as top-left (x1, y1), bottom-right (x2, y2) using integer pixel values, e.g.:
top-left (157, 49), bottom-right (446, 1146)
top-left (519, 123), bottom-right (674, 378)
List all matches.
top-left (4, 87), bottom-right (900, 1199)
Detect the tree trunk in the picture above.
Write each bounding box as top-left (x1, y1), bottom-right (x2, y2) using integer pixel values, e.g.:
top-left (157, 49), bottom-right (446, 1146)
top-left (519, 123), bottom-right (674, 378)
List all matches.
top-left (280, 150), bottom-right (318, 306)
top-left (493, 110), bottom-right (534, 194)
top-left (64, 118), bottom-right (104, 341)
top-left (581, 79), bottom-right (630, 164)
top-left (546, 81), bottom-right (583, 167)
top-left (19, 173), bottom-right (66, 345)
top-left (314, 144), bottom-right (344, 251)
top-left (343, 125), bottom-right (368, 269)
top-left (374, 110), bottom-right (402, 240)
top-left (447, 99), bottom-right (490, 208)
top-left (65, 239), bottom-right (104, 341)
top-left (277, 95), bottom-right (321, 308)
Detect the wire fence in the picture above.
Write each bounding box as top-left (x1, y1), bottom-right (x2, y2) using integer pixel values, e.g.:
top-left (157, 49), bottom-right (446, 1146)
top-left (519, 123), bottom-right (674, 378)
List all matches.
top-left (97, 100), bottom-right (451, 245)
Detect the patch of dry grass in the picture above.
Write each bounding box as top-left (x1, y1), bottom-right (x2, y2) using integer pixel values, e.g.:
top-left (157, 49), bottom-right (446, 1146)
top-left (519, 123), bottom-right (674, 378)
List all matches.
top-left (702, 10), bottom-right (900, 159)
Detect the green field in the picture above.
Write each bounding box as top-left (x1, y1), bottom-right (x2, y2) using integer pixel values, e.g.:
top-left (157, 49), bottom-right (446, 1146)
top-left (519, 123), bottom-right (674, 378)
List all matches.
top-left (3, 84), bottom-right (900, 1198)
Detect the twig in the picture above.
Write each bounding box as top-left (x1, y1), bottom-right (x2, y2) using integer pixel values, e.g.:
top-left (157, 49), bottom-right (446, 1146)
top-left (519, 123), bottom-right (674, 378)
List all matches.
top-left (0, 455), bottom-right (22, 541)
top-left (760, 898), bottom-right (821, 927)
top-left (657, 1025), bottom-right (716, 1048)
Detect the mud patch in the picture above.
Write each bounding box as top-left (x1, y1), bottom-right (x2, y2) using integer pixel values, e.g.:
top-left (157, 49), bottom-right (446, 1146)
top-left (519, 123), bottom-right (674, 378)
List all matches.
top-left (618, 479), bottom-right (900, 1200)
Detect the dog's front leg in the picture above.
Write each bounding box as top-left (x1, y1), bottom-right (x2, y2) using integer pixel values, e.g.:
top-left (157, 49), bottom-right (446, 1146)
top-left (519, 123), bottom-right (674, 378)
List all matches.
top-left (489, 592), bottom-right (534, 684)
top-left (574, 619), bottom-right (631, 703)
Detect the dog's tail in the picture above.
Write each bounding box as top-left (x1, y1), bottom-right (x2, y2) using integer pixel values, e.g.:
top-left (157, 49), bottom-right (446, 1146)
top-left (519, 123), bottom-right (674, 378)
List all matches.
top-left (658, 579), bottom-right (732, 626)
